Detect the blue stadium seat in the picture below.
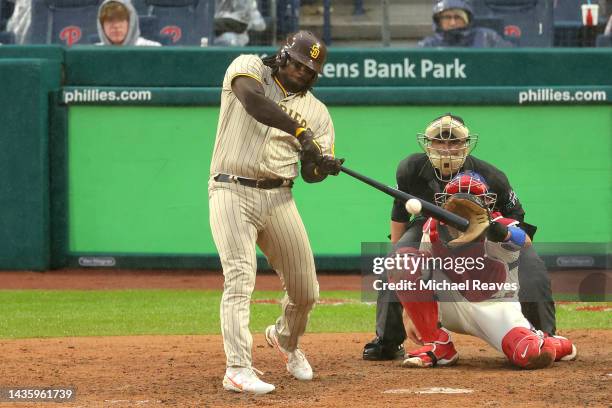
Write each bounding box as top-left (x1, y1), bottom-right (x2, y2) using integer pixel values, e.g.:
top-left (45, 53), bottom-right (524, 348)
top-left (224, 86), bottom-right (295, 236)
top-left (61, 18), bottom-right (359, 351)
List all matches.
top-left (1, 0), bottom-right (14, 31)
top-left (29, 0), bottom-right (101, 45)
top-left (471, 0), bottom-right (554, 47)
top-left (552, 0), bottom-right (605, 47)
top-left (144, 0), bottom-right (214, 46)
top-left (553, 0), bottom-right (582, 23)
top-left (130, 0), bottom-right (148, 15)
top-left (595, 34), bottom-right (612, 47)
top-left (0, 30), bottom-right (15, 44)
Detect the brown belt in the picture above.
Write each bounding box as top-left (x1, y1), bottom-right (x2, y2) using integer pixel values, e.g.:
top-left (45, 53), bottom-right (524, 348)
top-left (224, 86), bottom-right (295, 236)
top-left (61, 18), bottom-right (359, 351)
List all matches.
top-left (214, 174), bottom-right (294, 189)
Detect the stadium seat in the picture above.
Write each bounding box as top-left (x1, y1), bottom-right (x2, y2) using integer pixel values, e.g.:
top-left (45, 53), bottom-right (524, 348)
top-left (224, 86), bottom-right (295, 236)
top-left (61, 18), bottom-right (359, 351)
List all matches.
top-left (144, 0), bottom-right (214, 46)
top-left (471, 0), bottom-right (554, 47)
top-left (248, 0), bottom-right (277, 46)
top-left (29, 0), bottom-right (101, 46)
top-left (1, 0), bottom-right (15, 31)
top-left (0, 30), bottom-right (15, 44)
top-left (553, 0), bottom-right (582, 23)
top-left (553, 0), bottom-right (605, 47)
top-left (595, 34), bottom-right (612, 47)
top-left (130, 0), bottom-right (148, 15)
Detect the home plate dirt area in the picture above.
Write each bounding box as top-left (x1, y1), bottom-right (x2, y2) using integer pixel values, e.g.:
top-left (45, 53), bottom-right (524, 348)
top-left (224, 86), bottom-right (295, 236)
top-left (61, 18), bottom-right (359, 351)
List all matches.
top-left (0, 270), bottom-right (610, 407)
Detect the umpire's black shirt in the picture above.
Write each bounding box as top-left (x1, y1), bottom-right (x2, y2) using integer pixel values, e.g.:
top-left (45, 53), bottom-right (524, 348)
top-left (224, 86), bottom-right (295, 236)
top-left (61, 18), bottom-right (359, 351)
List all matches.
top-left (392, 153), bottom-right (525, 224)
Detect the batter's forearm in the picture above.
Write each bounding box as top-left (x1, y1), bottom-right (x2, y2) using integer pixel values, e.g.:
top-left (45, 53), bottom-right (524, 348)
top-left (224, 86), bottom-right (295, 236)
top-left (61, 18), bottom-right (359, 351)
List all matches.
top-left (242, 92), bottom-right (300, 135)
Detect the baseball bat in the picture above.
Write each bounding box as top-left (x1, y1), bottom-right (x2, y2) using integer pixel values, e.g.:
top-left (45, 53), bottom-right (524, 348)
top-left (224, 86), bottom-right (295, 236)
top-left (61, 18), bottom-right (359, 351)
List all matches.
top-left (339, 166), bottom-right (469, 232)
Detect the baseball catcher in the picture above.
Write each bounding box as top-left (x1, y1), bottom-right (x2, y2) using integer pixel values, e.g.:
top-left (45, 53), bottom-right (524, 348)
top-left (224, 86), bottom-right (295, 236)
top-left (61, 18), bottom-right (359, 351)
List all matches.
top-left (390, 172), bottom-right (576, 369)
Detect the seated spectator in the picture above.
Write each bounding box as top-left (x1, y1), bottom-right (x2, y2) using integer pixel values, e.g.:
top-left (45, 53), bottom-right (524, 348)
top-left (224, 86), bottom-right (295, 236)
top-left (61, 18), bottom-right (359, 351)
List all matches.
top-left (97, 0), bottom-right (160, 46)
top-left (214, 0), bottom-right (265, 46)
top-left (419, 0), bottom-right (512, 48)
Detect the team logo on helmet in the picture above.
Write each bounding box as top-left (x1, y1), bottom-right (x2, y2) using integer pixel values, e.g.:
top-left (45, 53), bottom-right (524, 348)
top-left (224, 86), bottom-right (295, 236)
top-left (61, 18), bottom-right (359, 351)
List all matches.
top-left (310, 44), bottom-right (320, 59)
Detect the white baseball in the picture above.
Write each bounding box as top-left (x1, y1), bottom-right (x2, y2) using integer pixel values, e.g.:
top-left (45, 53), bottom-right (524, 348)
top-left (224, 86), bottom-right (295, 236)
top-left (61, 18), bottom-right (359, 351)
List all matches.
top-left (405, 198), bottom-right (422, 215)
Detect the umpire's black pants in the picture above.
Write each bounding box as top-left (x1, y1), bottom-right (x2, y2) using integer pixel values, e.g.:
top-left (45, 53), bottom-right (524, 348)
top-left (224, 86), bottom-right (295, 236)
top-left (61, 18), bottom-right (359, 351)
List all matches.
top-left (374, 217), bottom-right (557, 345)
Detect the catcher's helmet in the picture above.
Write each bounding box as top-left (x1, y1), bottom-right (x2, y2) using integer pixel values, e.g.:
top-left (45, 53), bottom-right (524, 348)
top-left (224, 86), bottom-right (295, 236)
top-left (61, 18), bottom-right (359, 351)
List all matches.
top-left (417, 113), bottom-right (478, 182)
top-left (435, 171), bottom-right (497, 211)
top-left (277, 30), bottom-right (327, 74)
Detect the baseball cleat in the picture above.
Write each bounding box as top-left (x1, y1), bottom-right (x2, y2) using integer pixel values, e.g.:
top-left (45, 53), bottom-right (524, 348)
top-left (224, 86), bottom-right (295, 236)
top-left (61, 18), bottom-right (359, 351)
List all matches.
top-left (401, 328), bottom-right (459, 368)
top-left (265, 325), bottom-right (313, 380)
top-left (222, 367), bottom-right (275, 394)
top-left (545, 334), bottom-right (577, 361)
top-left (362, 337), bottom-right (405, 361)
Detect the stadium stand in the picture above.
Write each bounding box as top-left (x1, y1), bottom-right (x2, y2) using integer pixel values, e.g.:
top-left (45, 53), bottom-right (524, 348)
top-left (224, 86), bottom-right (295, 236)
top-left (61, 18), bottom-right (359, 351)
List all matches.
top-left (0, 0), bottom-right (13, 30)
top-left (248, 0), bottom-right (276, 45)
top-left (0, 29), bottom-right (15, 43)
top-left (144, 0), bottom-right (214, 46)
top-left (471, 0), bottom-right (554, 46)
top-left (596, 33), bottom-right (611, 46)
top-left (553, 0), bottom-right (605, 47)
top-left (29, 0), bottom-right (101, 45)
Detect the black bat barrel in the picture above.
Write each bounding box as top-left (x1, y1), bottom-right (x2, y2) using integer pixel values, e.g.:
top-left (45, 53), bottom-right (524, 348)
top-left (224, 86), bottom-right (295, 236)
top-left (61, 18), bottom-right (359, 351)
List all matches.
top-left (339, 166), bottom-right (469, 232)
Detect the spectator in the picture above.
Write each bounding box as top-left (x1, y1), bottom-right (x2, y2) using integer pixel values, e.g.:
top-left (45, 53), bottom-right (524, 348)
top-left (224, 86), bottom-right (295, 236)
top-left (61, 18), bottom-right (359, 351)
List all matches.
top-left (214, 0), bottom-right (266, 46)
top-left (96, 0), bottom-right (160, 46)
top-left (6, 0), bottom-right (30, 44)
top-left (419, 0), bottom-right (512, 48)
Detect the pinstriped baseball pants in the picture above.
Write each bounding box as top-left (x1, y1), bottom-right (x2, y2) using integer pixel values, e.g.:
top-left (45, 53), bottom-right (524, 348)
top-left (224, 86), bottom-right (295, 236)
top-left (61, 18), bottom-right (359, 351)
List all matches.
top-left (209, 179), bottom-right (319, 368)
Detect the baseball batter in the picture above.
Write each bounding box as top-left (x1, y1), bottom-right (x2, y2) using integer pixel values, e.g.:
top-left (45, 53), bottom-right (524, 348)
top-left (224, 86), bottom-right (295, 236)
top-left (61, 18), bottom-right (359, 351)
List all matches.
top-left (209, 31), bottom-right (343, 394)
top-left (390, 172), bottom-right (576, 369)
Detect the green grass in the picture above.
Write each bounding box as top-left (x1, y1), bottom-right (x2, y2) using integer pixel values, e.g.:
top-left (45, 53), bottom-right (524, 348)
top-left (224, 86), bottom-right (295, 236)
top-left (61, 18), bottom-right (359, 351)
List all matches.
top-left (0, 290), bottom-right (609, 339)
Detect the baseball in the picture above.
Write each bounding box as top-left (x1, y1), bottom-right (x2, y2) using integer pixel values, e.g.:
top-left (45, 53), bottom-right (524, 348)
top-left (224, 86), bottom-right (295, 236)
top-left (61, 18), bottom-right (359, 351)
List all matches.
top-left (405, 198), bottom-right (422, 215)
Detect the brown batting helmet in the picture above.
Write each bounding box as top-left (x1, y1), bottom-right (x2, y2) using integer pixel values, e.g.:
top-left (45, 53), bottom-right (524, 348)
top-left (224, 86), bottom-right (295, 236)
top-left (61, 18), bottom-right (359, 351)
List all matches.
top-left (277, 31), bottom-right (327, 74)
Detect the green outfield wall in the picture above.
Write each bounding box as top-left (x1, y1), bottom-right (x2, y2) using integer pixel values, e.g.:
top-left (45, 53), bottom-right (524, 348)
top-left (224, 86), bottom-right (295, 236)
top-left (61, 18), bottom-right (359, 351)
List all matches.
top-left (66, 105), bottom-right (610, 258)
top-left (0, 46), bottom-right (610, 269)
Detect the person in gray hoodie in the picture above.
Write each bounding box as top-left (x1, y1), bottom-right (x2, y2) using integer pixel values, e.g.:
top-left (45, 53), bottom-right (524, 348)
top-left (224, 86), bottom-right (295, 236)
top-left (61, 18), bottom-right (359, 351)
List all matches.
top-left (97, 0), bottom-right (160, 46)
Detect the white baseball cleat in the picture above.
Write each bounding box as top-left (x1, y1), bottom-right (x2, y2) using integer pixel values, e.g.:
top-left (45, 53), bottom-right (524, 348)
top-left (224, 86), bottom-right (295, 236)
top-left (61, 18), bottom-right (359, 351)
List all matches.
top-left (265, 325), bottom-right (314, 381)
top-left (222, 367), bottom-right (275, 394)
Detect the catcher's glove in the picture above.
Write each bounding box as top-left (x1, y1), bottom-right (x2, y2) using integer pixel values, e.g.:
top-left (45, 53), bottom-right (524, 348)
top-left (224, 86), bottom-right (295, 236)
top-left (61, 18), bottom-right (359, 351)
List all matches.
top-left (442, 192), bottom-right (490, 246)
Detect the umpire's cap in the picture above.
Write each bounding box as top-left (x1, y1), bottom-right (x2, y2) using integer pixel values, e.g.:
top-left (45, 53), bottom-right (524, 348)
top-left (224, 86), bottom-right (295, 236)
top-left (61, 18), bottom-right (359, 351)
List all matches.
top-left (282, 31), bottom-right (327, 74)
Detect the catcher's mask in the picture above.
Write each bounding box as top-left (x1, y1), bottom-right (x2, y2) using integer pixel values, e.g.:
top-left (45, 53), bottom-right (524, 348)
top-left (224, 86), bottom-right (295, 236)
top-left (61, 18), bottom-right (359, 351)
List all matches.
top-left (417, 113), bottom-right (478, 182)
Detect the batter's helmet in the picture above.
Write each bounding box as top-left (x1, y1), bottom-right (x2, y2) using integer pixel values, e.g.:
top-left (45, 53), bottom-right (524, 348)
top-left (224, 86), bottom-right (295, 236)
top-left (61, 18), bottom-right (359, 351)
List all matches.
top-left (417, 113), bottom-right (478, 181)
top-left (277, 31), bottom-right (327, 74)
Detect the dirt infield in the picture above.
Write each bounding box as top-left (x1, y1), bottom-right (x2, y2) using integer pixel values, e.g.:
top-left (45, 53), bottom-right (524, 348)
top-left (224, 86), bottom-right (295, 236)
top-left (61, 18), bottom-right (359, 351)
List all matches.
top-left (1, 331), bottom-right (610, 407)
top-left (0, 270), bottom-right (610, 407)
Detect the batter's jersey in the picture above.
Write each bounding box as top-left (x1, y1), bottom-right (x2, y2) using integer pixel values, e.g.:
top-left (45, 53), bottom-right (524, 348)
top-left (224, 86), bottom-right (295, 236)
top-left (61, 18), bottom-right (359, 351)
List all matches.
top-left (210, 54), bottom-right (335, 180)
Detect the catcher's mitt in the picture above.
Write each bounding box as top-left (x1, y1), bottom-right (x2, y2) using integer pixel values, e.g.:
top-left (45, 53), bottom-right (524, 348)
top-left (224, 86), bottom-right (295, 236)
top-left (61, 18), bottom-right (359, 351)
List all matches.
top-left (441, 192), bottom-right (490, 246)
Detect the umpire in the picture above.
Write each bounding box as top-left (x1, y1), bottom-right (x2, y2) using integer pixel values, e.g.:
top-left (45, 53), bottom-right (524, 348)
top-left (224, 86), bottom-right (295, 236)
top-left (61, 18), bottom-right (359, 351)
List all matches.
top-left (363, 113), bottom-right (556, 360)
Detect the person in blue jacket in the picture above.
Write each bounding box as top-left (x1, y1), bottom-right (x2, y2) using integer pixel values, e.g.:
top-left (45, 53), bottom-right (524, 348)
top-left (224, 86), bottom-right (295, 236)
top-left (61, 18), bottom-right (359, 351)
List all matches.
top-left (419, 0), bottom-right (512, 48)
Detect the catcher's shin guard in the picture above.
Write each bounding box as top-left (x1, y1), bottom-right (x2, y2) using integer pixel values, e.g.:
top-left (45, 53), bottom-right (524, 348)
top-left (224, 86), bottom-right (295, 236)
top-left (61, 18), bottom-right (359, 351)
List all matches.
top-left (502, 327), bottom-right (555, 369)
top-left (401, 300), bottom-right (440, 342)
top-left (401, 327), bottom-right (458, 368)
top-left (544, 333), bottom-right (577, 361)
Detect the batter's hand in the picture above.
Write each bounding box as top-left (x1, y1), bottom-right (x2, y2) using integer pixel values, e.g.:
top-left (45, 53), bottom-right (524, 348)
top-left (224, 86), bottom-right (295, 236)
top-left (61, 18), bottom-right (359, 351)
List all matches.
top-left (296, 128), bottom-right (323, 162)
top-left (317, 155), bottom-right (344, 176)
